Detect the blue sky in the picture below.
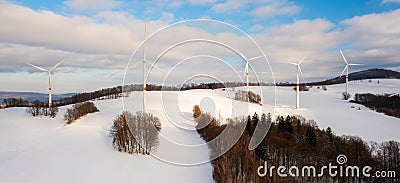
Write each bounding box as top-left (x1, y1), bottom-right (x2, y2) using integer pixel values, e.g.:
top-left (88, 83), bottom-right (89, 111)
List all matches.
top-left (14, 0), bottom-right (400, 30)
top-left (1, 0), bottom-right (400, 93)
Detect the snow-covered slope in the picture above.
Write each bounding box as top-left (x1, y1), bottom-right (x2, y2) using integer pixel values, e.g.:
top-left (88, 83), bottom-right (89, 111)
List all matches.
top-left (273, 79), bottom-right (400, 143)
top-left (0, 79), bottom-right (399, 182)
top-left (0, 96), bottom-right (214, 183)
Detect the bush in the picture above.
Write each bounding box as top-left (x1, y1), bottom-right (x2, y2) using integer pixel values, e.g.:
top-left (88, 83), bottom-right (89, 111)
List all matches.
top-left (342, 92), bottom-right (351, 100)
top-left (110, 111), bottom-right (161, 155)
top-left (63, 101), bottom-right (99, 124)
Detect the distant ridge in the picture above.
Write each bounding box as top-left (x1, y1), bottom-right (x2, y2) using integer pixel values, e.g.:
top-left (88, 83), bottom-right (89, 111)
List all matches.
top-left (0, 91), bottom-right (76, 102)
top-left (307, 68), bottom-right (400, 86)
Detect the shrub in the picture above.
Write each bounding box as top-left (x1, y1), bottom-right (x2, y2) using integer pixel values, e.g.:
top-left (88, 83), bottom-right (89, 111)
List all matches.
top-left (342, 92), bottom-right (351, 100)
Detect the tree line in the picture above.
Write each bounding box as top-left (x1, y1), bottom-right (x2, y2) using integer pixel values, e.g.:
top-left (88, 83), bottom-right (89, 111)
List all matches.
top-left (193, 105), bottom-right (400, 183)
top-left (352, 93), bottom-right (400, 118)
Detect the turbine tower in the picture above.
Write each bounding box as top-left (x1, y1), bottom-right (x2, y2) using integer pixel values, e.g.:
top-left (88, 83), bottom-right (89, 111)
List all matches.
top-left (339, 49), bottom-right (362, 96)
top-left (27, 60), bottom-right (64, 108)
top-left (110, 22), bottom-right (166, 112)
top-left (286, 58), bottom-right (305, 109)
top-left (244, 56), bottom-right (263, 90)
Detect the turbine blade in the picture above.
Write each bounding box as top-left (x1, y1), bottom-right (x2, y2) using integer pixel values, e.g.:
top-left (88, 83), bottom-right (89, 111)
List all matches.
top-left (108, 61), bottom-right (142, 78)
top-left (285, 62), bottom-right (298, 65)
top-left (348, 63), bottom-right (363, 66)
top-left (298, 58), bottom-right (305, 65)
top-left (27, 63), bottom-right (48, 72)
top-left (298, 66), bottom-right (306, 83)
top-left (248, 55), bottom-right (264, 61)
top-left (340, 49), bottom-right (348, 64)
top-left (49, 59), bottom-right (64, 71)
top-left (339, 65), bottom-right (347, 78)
top-left (144, 60), bottom-right (167, 75)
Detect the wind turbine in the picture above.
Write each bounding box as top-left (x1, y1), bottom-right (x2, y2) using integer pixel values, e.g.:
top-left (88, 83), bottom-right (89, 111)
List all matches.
top-left (286, 58), bottom-right (305, 109)
top-left (339, 49), bottom-right (363, 96)
top-left (110, 22), bottom-right (166, 112)
top-left (244, 55), bottom-right (264, 90)
top-left (27, 60), bottom-right (64, 108)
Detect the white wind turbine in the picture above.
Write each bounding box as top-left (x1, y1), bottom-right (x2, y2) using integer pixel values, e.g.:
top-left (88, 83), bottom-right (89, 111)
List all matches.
top-left (339, 49), bottom-right (363, 96)
top-left (286, 58), bottom-right (305, 109)
top-left (244, 56), bottom-right (264, 90)
top-left (111, 22), bottom-right (166, 112)
top-left (27, 60), bottom-right (64, 108)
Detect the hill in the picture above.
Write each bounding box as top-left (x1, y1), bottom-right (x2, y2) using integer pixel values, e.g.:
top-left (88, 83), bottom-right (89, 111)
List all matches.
top-left (0, 91), bottom-right (76, 102)
top-left (307, 68), bottom-right (400, 86)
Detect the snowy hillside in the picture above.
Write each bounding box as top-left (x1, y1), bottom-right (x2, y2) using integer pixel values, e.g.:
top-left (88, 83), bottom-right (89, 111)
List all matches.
top-left (0, 79), bottom-right (399, 182)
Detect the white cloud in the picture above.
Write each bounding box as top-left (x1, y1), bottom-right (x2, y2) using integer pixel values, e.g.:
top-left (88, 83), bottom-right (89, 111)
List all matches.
top-left (211, 0), bottom-right (247, 13)
top-left (249, 1), bottom-right (301, 19)
top-left (340, 9), bottom-right (400, 66)
top-left (381, 0), bottom-right (400, 4)
top-left (160, 12), bottom-right (174, 24)
top-left (1, 1), bottom-right (400, 90)
top-left (65, 0), bottom-right (122, 12)
top-left (188, 0), bottom-right (218, 5)
top-left (211, 0), bottom-right (301, 19)
top-left (250, 24), bottom-right (263, 32)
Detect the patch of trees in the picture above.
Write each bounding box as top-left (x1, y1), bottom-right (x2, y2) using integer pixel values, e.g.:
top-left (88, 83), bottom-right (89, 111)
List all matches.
top-left (194, 105), bottom-right (400, 183)
top-left (25, 100), bottom-right (58, 118)
top-left (235, 90), bottom-right (262, 104)
top-left (110, 111), bottom-right (161, 155)
top-left (2, 98), bottom-right (30, 108)
top-left (352, 93), bottom-right (400, 118)
top-left (293, 85), bottom-right (310, 91)
top-left (63, 101), bottom-right (99, 124)
top-left (342, 92), bottom-right (352, 100)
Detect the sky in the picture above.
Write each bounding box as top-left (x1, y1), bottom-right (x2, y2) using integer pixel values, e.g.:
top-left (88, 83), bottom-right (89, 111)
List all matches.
top-left (0, 0), bottom-right (400, 93)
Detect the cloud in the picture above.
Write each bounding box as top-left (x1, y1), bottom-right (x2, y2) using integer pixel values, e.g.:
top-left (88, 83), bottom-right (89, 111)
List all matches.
top-left (65, 0), bottom-right (122, 12)
top-left (211, 0), bottom-right (248, 13)
top-left (188, 0), bottom-right (218, 5)
top-left (249, 1), bottom-right (301, 19)
top-left (340, 9), bottom-right (400, 67)
top-left (250, 24), bottom-right (264, 32)
top-left (160, 12), bottom-right (174, 24)
top-left (381, 0), bottom-right (400, 4)
top-left (1, 1), bottom-right (400, 90)
top-left (211, 0), bottom-right (301, 19)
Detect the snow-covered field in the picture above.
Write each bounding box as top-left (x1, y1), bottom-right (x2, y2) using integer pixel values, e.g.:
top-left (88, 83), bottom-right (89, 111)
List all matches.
top-left (0, 79), bottom-right (399, 183)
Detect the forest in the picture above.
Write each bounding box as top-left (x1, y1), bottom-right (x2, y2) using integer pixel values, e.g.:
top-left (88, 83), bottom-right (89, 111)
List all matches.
top-left (193, 105), bottom-right (400, 183)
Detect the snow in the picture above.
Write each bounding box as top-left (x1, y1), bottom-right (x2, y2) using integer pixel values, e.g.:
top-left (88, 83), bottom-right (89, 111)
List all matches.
top-left (0, 79), bottom-right (399, 182)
